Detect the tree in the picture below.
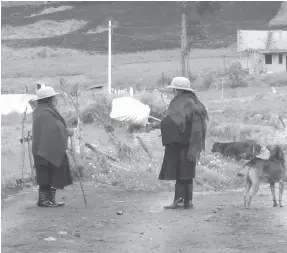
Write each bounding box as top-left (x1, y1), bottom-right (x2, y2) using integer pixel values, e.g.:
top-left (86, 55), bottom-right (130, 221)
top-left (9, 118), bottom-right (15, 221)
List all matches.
top-left (178, 1), bottom-right (221, 78)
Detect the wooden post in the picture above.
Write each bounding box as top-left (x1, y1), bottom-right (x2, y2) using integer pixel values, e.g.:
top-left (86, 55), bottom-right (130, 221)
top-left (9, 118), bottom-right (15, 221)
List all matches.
top-left (108, 20), bottom-right (112, 93)
top-left (180, 7), bottom-right (188, 77)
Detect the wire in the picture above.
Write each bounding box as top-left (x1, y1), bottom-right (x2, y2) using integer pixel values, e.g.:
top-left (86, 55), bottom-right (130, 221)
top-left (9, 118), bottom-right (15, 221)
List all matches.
top-left (113, 25), bottom-right (182, 29)
top-left (190, 55), bottom-right (239, 59)
top-left (112, 32), bottom-right (179, 41)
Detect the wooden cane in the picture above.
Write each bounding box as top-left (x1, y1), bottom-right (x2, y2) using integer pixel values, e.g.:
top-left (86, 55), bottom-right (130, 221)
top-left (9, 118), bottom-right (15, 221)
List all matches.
top-left (148, 116), bottom-right (161, 122)
top-left (27, 130), bottom-right (36, 184)
top-left (69, 136), bottom-right (88, 208)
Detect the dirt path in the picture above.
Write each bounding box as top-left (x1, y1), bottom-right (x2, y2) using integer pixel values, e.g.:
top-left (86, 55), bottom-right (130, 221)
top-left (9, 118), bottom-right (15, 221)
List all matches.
top-left (2, 183), bottom-right (287, 253)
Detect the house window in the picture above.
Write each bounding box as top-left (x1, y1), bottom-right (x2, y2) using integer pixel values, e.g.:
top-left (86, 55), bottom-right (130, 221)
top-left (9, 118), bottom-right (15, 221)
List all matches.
top-left (265, 54), bottom-right (272, 64)
top-left (279, 53), bottom-right (283, 64)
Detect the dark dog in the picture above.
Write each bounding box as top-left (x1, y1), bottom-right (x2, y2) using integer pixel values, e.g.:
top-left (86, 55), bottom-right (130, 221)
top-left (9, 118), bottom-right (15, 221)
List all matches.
top-left (238, 145), bottom-right (286, 208)
top-left (211, 140), bottom-right (262, 161)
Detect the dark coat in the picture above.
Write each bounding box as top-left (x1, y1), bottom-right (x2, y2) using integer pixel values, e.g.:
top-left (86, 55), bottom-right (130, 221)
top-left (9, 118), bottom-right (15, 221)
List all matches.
top-left (32, 103), bottom-right (69, 167)
top-left (159, 144), bottom-right (196, 180)
top-left (34, 154), bottom-right (73, 189)
top-left (32, 103), bottom-right (72, 188)
top-left (159, 116), bottom-right (196, 181)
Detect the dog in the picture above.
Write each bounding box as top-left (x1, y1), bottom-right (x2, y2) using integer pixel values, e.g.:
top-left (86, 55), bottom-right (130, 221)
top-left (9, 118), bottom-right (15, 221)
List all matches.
top-left (211, 140), bottom-right (262, 161)
top-left (238, 145), bottom-right (286, 209)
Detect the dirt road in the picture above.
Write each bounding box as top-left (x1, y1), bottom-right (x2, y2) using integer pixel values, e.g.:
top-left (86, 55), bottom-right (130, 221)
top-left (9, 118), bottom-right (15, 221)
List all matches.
top-left (2, 183), bottom-right (287, 253)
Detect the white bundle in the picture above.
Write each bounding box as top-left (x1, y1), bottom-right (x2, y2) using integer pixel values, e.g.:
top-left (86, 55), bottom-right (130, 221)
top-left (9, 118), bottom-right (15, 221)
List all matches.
top-left (0, 94), bottom-right (37, 115)
top-left (110, 97), bottom-right (152, 125)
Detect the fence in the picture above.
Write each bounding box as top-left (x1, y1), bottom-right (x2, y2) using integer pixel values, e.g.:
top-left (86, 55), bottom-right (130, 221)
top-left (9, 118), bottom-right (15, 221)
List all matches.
top-left (88, 21), bottom-right (240, 94)
top-left (1, 21), bottom-right (241, 97)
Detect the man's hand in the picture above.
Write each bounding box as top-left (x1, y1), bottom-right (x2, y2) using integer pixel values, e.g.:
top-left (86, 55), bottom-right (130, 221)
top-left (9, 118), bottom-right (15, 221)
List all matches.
top-left (67, 129), bottom-right (74, 136)
top-left (145, 121), bottom-right (160, 132)
top-left (145, 124), bottom-right (153, 132)
top-left (150, 121), bottom-right (161, 129)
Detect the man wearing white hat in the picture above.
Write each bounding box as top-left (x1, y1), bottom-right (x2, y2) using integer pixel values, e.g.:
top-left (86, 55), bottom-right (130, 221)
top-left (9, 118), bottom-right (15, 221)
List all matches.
top-left (150, 77), bottom-right (209, 209)
top-left (32, 86), bottom-right (74, 207)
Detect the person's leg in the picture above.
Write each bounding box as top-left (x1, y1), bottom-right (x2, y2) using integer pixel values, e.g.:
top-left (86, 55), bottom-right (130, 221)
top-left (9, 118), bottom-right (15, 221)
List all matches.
top-left (48, 155), bottom-right (72, 207)
top-left (37, 185), bottom-right (57, 207)
top-left (164, 180), bottom-right (183, 209)
top-left (182, 179), bottom-right (194, 209)
top-left (34, 156), bottom-right (58, 207)
top-left (49, 187), bottom-right (65, 207)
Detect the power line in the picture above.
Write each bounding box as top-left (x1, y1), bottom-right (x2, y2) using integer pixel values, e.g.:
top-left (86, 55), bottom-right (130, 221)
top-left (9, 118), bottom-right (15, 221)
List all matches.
top-left (112, 32), bottom-right (179, 41)
top-left (113, 25), bottom-right (182, 29)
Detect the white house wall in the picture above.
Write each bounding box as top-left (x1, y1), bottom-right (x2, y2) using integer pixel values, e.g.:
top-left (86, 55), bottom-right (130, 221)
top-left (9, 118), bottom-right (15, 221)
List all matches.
top-left (238, 30), bottom-right (287, 52)
top-left (240, 52), bottom-right (262, 74)
top-left (263, 53), bottom-right (287, 73)
top-left (240, 52), bottom-right (287, 74)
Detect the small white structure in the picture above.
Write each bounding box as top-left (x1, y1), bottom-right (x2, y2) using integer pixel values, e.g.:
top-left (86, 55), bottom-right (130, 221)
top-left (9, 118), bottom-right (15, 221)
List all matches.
top-left (237, 30), bottom-right (287, 74)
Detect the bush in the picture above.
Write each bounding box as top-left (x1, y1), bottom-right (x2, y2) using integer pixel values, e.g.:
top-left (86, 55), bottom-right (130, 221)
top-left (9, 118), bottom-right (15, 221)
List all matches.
top-left (155, 73), bottom-right (173, 88)
top-left (226, 62), bottom-right (249, 89)
top-left (197, 74), bottom-right (214, 90)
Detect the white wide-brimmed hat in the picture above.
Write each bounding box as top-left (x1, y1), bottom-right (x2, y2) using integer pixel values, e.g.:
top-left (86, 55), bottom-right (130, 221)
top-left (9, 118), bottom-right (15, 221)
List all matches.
top-left (33, 86), bottom-right (59, 100)
top-left (161, 77), bottom-right (195, 93)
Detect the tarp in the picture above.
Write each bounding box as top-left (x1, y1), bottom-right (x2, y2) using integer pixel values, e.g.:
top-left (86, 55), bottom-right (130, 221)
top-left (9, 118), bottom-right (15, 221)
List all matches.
top-left (0, 94), bottom-right (36, 115)
top-left (109, 97), bottom-right (151, 125)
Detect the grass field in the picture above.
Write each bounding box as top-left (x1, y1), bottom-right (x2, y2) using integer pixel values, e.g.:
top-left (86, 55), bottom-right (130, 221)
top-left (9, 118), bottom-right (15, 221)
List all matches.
top-left (1, 2), bottom-right (281, 52)
top-left (1, 1), bottom-right (287, 195)
top-left (1, 46), bottom-right (240, 93)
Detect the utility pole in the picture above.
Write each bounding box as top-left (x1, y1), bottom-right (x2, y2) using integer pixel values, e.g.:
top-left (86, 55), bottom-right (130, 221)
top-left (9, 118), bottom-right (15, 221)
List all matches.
top-left (180, 5), bottom-right (188, 77)
top-left (108, 20), bottom-right (112, 93)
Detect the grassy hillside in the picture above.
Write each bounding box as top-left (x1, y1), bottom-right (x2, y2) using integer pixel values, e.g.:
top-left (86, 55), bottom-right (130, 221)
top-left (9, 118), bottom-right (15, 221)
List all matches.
top-left (1, 1), bottom-right (282, 53)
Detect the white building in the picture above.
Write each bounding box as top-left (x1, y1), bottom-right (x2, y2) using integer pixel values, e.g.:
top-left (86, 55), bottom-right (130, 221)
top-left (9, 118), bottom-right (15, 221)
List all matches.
top-left (237, 30), bottom-right (287, 74)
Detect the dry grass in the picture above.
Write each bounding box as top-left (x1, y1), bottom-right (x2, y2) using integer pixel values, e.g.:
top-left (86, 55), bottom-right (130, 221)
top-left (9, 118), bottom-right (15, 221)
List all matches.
top-left (1, 43), bottom-right (287, 193)
top-left (1, 45), bottom-right (91, 61)
top-left (2, 20), bottom-right (87, 40)
top-left (2, 45), bottom-right (286, 95)
top-left (1, 1), bottom-right (44, 7)
top-left (1, 46), bottom-right (238, 83)
top-left (2, 84), bottom-right (286, 192)
top-left (28, 5), bottom-right (74, 17)
top-left (1, 121), bottom-right (32, 189)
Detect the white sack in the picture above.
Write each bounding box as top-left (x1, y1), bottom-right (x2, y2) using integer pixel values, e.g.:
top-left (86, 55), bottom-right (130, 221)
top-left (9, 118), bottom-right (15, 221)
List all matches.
top-left (1, 94), bottom-right (36, 115)
top-left (110, 97), bottom-right (151, 125)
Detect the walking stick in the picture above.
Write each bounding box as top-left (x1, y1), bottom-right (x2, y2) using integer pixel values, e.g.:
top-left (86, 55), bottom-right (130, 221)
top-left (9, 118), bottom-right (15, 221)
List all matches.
top-left (69, 136), bottom-right (88, 208)
top-left (27, 130), bottom-right (36, 184)
top-left (21, 106), bottom-right (28, 188)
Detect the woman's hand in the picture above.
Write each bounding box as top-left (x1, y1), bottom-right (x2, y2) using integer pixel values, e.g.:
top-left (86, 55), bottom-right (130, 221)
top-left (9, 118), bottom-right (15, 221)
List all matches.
top-left (67, 129), bottom-right (74, 136)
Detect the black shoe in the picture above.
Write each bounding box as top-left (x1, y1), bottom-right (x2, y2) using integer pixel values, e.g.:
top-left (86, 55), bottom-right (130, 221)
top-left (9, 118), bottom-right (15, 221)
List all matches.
top-left (183, 184), bottom-right (194, 209)
top-left (37, 189), bottom-right (58, 207)
top-left (49, 188), bottom-right (65, 207)
top-left (164, 183), bottom-right (183, 209)
top-left (183, 201), bottom-right (194, 209)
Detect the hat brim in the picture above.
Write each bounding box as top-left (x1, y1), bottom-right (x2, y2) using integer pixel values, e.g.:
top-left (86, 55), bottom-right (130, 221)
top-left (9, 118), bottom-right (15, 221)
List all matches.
top-left (160, 85), bottom-right (195, 93)
top-left (33, 92), bottom-right (59, 101)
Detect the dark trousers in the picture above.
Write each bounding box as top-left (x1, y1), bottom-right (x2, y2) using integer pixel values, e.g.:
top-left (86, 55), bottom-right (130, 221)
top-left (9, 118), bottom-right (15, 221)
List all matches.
top-left (175, 179), bottom-right (193, 203)
top-left (176, 179), bottom-right (193, 185)
top-left (39, 185), bottom-right (51, 190)
top-left (34, 155), bottom-right (73, 189)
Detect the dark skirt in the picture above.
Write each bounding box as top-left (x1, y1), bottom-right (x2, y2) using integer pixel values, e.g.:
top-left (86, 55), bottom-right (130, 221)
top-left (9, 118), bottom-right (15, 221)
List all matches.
top-left (34, 154), bottom-right (73, 189)
top-left (159, 144), bottom-right (196, 181)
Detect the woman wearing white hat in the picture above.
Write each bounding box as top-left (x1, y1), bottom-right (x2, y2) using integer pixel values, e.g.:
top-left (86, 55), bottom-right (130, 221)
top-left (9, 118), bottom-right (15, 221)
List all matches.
top-left (149, 77), bottom-right (209, 209)
top-left (32, 86), bottom-right (74, 207)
